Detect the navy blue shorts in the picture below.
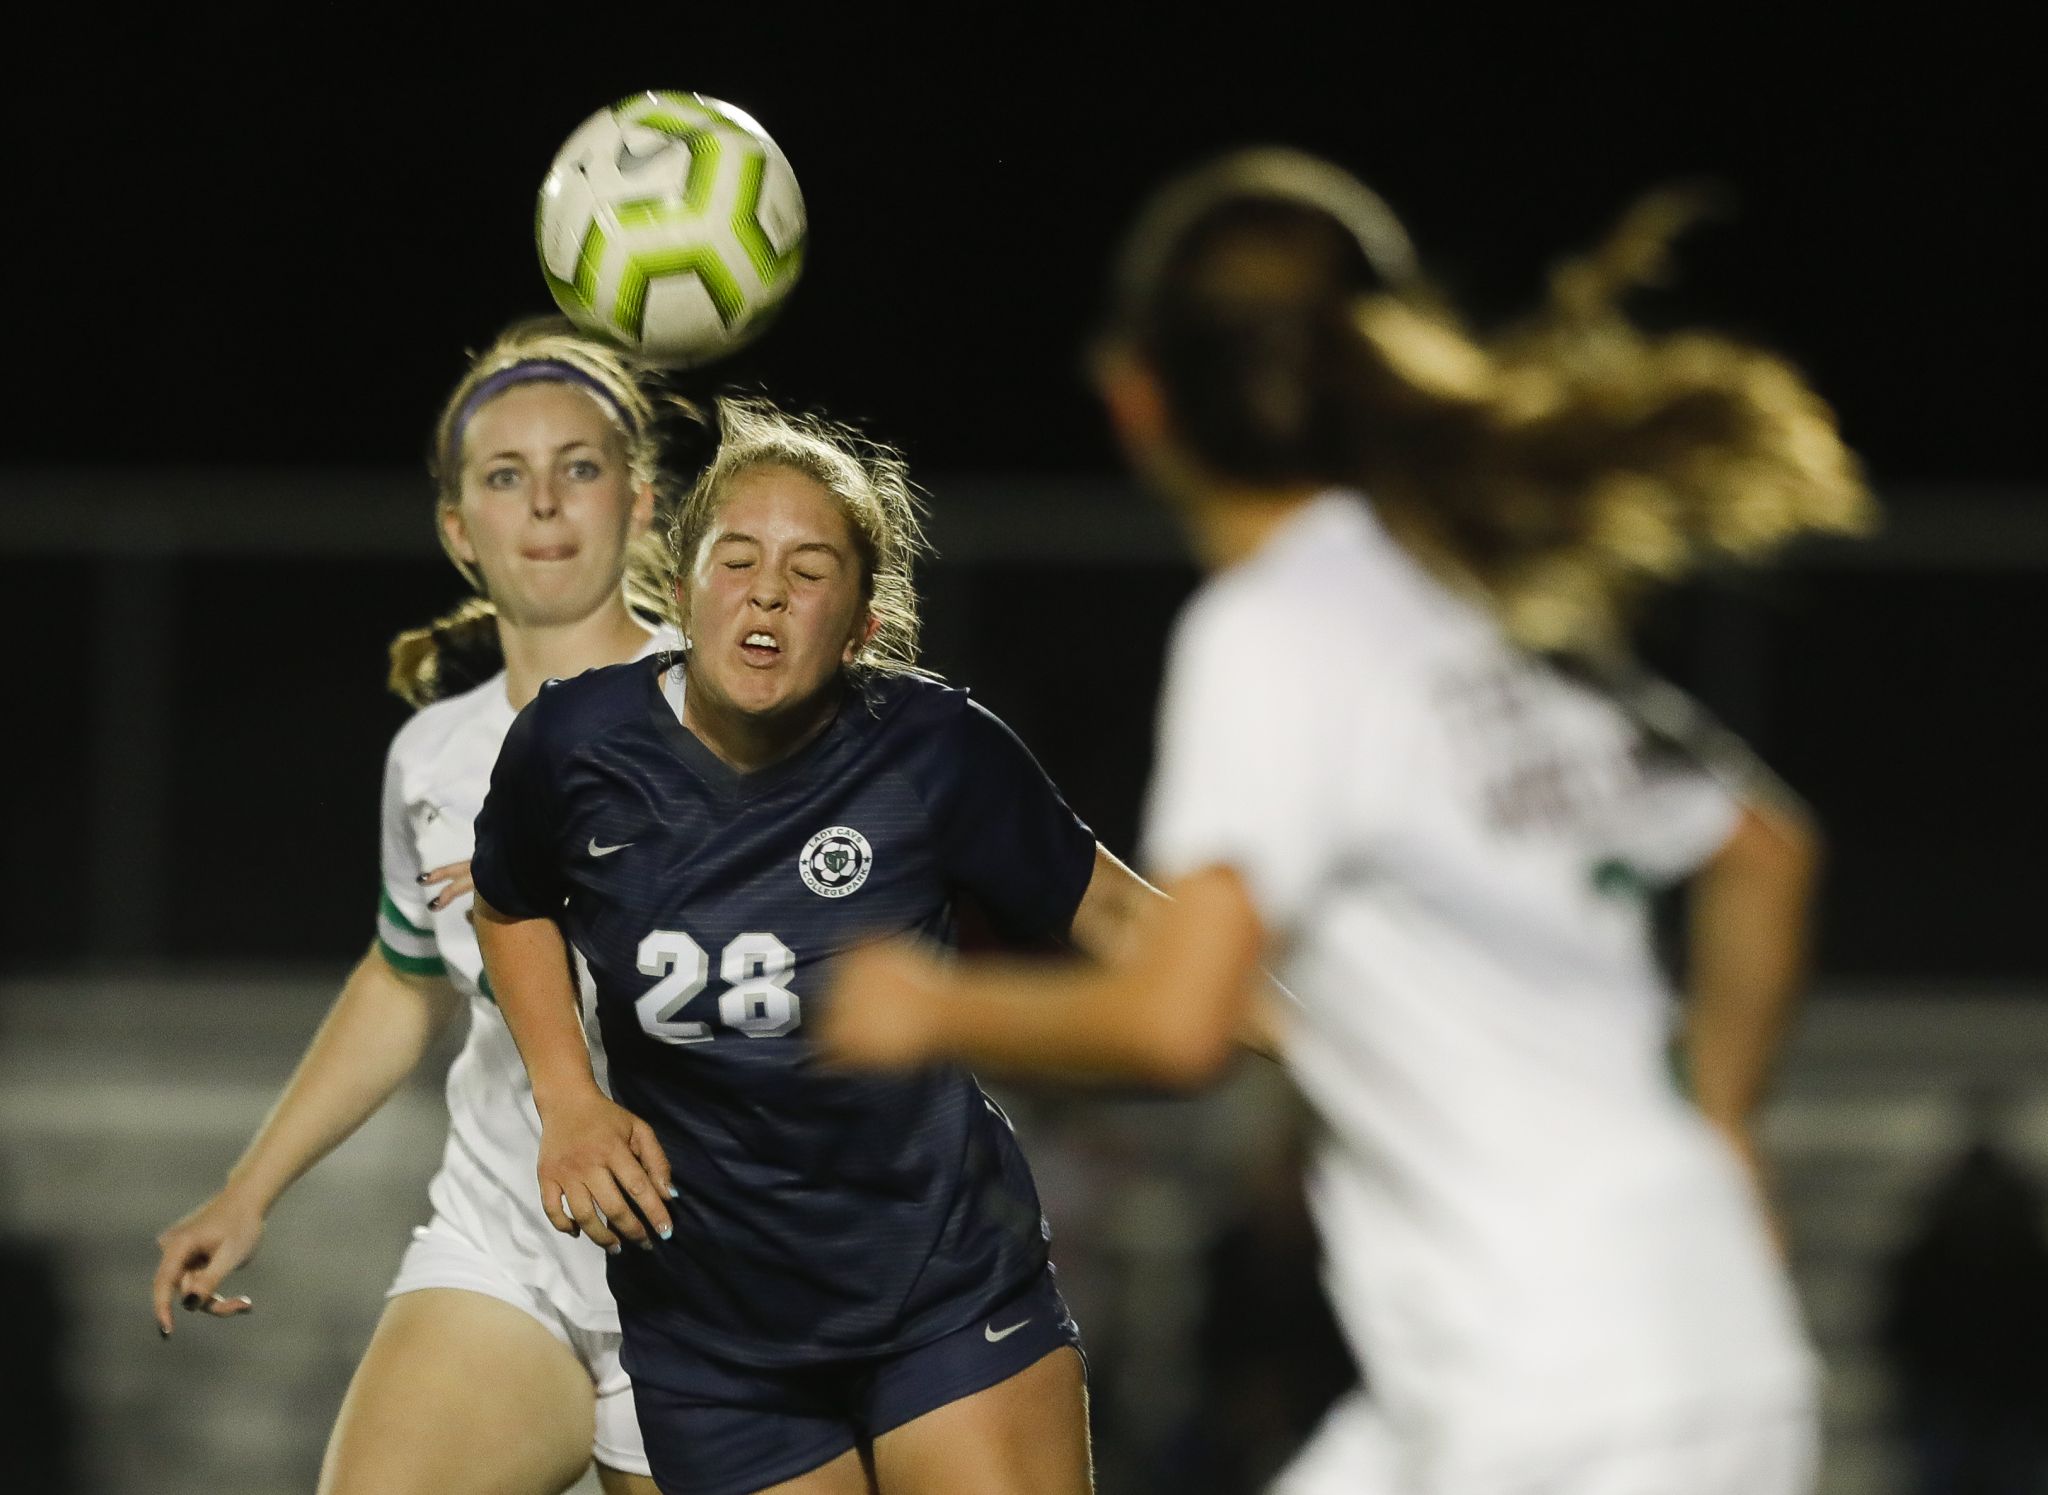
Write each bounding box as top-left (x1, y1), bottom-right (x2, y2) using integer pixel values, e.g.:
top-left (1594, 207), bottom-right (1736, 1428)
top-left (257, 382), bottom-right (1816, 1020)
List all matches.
top-left (630, 1266), bottom-right (1084, 1495)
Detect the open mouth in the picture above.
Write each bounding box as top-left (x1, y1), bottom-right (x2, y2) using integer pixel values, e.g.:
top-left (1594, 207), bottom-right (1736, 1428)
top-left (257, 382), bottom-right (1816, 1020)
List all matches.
top-left (740, 630), bottom-right (782, 665)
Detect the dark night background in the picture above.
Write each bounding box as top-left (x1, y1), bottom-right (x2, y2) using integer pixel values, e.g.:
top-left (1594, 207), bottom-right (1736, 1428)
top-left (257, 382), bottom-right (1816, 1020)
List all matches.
top-left (0, 14), bottom-right (2041, 1495)
top-left (1, 11), bottom-right (2039, 979)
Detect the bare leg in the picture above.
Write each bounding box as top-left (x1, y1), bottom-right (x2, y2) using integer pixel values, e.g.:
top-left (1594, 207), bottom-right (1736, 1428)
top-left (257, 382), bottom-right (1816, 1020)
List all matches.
top-left (745, 1446), bottom-right (877, 1495)
top-left (320, 1287), bottom-right (635, 1495)
top-left (868, 1347), bottom-right (1092, 1495)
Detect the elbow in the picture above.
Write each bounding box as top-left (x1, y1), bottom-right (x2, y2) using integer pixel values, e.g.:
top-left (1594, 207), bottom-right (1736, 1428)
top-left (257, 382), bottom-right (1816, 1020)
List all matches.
top-left (1108, 863), bottom-right (1266, 1089)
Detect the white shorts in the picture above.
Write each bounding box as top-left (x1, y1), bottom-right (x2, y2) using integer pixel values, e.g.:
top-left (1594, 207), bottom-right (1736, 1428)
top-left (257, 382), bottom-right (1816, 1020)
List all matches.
top-left (389, 1212), bottom-right (650, 1477)
top-left (1271, 1390), bottom-right (1817, 1495)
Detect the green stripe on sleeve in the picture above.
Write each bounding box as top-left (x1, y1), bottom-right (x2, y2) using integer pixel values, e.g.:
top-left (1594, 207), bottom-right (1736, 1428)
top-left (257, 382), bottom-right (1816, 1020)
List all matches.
top-left (379, 888), bottom-right (434, 939)
top-left (377, 937), bottom-right (446, 978)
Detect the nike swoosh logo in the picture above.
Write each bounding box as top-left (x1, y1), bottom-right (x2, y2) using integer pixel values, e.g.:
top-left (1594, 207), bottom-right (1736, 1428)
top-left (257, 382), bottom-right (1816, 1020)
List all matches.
top-left (984, 1318), bottom-right (1030, 1343)
top-left (587, 839), bottom-right (632, 858)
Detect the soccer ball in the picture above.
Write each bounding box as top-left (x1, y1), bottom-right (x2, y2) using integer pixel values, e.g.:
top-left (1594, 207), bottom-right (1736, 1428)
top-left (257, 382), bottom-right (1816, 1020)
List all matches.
top-left (536, 91), bottom-right (805, 366)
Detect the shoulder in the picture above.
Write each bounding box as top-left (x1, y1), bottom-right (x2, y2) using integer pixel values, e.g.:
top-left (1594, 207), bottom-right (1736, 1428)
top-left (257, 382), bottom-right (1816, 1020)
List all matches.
top-left (1172, 493), bottom-right (1476, 699)
top-left (386, 671), bottom-right (508, 769)
top-left (515, 656), bottom-right (661, 752)
top-left (857, 672), bottom-right (1043, 771)
top-left (856, 670), bottom-right (985, 738)
top-left (850, 672), bottom-right (1044, 813)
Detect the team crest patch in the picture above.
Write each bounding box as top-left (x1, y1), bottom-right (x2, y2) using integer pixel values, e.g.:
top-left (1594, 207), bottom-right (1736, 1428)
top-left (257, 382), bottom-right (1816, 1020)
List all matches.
top-left (799, 826), bottom-right (873, 898)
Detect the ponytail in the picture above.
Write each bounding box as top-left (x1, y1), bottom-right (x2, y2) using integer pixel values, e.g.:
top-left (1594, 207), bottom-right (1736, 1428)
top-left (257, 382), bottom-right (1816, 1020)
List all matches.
top-left (386, 598), bottom-right (502, 707)
top-left (1343, 191), bottom-right (1872, 653)
top-left (1114, 157), bottom-right (1874, 656)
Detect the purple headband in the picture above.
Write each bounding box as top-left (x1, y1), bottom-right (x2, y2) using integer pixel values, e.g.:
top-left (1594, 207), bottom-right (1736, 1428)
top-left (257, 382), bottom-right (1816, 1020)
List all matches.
top-left (445, 359), bottom-right (636, 467)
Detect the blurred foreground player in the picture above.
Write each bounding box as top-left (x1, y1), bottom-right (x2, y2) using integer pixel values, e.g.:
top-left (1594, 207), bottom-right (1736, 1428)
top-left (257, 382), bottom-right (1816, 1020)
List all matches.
top-left (151, 322), bottom-right (691, 1495)
top-left (823, 150), bottom-right (1872, 1493)
top-left (471, 398), bottom-right (1167, 1494)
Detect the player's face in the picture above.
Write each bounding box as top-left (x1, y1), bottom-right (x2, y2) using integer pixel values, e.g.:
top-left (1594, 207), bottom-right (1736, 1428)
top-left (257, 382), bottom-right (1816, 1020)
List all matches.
top-left (683, 465), bottom-right (875, 724)
top-left (442, 382), bottom-right (654, 629)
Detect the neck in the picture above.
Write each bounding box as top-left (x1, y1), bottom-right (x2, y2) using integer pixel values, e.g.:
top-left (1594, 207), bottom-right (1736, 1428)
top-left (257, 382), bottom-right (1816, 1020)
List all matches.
top-left (1179, 481), bottom-right (1327, 571)
top-left (682, 671), bottom-right (846, 776)
top-left (499, 598), bottom-right (653, 709)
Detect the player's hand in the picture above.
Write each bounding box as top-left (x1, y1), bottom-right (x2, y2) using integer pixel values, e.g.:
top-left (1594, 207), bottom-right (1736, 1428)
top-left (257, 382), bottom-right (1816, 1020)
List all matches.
top-left (816, 939), bottom-right (949, 1070)
top-left (152, 1192), bottom-right (261, 1337)
top-left (419, 859), bottom-right (475, 914)
top-left (535, 1089), bottom-right (676, 1254)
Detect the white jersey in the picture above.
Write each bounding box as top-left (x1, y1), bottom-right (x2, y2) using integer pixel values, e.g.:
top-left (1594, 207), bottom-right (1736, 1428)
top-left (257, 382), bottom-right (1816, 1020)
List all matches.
top-left (377, 629), bottom-right (677, 1333)
top-left (1143, 493), bottom-right (1813, 1479)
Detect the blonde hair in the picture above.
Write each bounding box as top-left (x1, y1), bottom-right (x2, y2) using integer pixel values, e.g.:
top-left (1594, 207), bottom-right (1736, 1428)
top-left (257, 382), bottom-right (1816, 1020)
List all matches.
top-left (387, 318), bottom-right (697, 706)
top-left (1117, 164), bottom-right (1874, 657)
top-left (1355, 190), bottom-right (1873, 654)
top-left (671, 396), bottom-right (930, 678)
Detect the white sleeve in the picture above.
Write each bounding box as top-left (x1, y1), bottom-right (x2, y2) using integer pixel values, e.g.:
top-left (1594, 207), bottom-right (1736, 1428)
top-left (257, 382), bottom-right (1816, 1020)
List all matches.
top-left (1604, 675), bottom-right (1757, 884)
top-left (1615, 757), bottom-right (1743, 884)
top-left (1140, 583), bottom-right (1399, 937)
top-left (375, 735), bottom-right (444, 976)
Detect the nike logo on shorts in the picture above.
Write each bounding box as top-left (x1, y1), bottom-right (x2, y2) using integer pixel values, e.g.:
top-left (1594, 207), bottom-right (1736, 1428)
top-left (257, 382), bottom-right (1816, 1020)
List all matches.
top-left (588, 839), bottom-right (632, 857)
top-left (984, 1318), bottom-right (1030, 1343)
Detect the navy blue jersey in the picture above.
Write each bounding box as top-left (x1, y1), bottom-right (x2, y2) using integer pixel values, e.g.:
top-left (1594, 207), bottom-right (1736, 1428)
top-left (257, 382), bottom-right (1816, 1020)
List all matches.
top-left (471, 655), bottom-right (1097, 1374)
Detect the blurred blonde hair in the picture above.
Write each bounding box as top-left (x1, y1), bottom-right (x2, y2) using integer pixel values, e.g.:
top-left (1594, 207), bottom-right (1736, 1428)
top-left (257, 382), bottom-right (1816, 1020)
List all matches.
top-left (671, 396), bottom-right (931, 679)
top-left (1117, 164), bottom-right (1875, 657)
top-left (1357, 189), bottom-right (1873, 654)
top-left (388, 318), bottom-right (696, 706)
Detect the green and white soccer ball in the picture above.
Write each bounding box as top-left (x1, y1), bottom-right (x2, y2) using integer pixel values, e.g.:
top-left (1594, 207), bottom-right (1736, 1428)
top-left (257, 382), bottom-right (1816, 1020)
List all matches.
top-left (536, 91), bottom-right (805, 366)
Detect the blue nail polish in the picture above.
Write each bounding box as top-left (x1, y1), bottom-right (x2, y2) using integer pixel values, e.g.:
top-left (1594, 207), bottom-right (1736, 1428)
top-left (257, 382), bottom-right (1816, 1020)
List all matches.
top-left (658, 1225), bottom-right (673, 1240)
top-left (666, 1184), bottom-right (680, 1199)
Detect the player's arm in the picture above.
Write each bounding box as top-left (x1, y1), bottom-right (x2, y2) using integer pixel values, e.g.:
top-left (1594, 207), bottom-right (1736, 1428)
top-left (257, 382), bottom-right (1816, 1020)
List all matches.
top-left (1618, 671), bottom-right (1823, 1168)
top-left (473, 898), bottom-right (673, 1252)
top-left (1681, 794), bottom-right (1822, 1168)
top-left (467, 689), bottom-right (672, 1251)
top-left (1068, 843), bottom-right (1289, 1059)
top-left (822, 863), bottom-right (1266, 1090)
top-left (152, 943), bottom-right (463, 1336)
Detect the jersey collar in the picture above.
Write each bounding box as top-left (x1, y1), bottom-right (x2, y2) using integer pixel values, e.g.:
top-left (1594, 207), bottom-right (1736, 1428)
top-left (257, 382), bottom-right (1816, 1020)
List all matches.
top-left (640, 654), bottom-right (860, 804)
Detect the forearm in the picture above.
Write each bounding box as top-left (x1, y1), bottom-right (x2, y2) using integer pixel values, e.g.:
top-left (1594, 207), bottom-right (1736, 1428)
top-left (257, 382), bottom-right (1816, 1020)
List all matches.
top-left (1067, 845), bottom-right (1287, 1061)
top-left (223, 945), bottom-right (460, 1212)
top-left (843, 866), bottom-right (1264, 1089)
top-left (1683, 805), bottom-right (1820, 1129)
top-left (474, 898), bottom-right (601, 1110)
top-left (935, 960), bottom-right (1209, 1085)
